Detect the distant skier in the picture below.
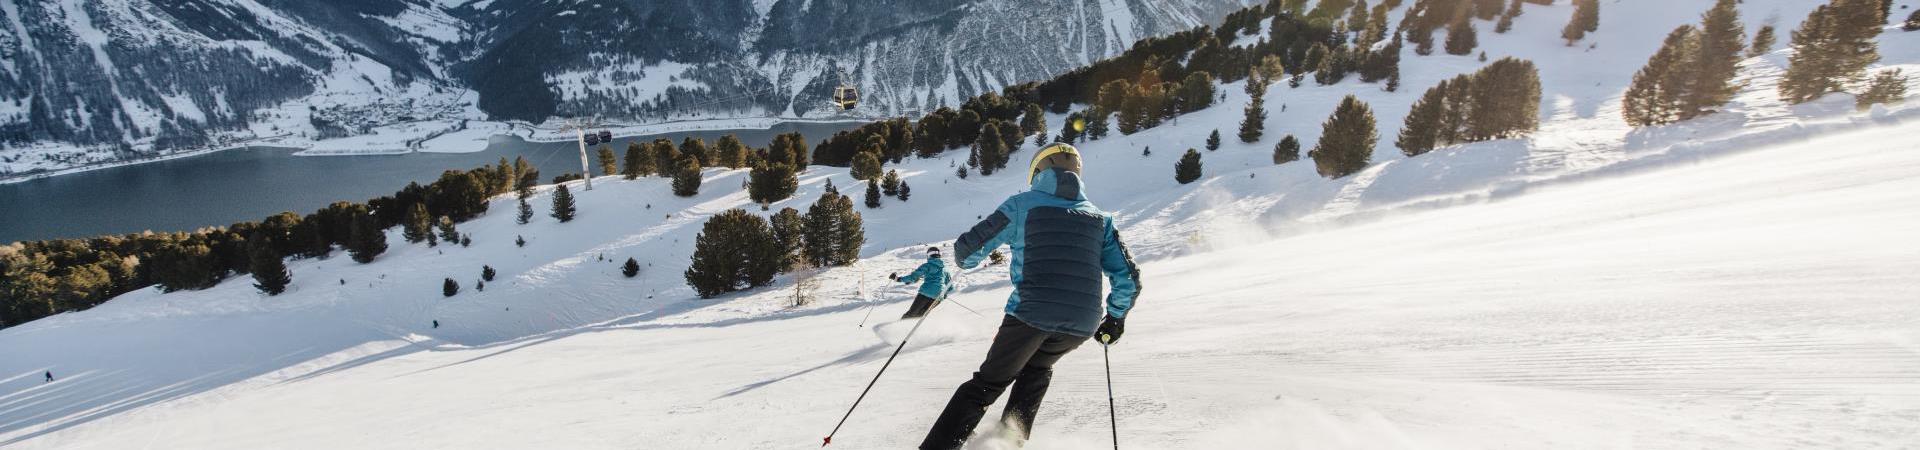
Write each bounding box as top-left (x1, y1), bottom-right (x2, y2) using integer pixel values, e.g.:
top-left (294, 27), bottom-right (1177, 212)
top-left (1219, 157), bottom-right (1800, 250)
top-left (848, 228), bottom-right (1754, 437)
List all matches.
top-left (44, 371), bottom-right (52, 383)
top-left (920, 144), bottom-right (1141, 449)
top-left (891, 247), bottom-right (951, 319)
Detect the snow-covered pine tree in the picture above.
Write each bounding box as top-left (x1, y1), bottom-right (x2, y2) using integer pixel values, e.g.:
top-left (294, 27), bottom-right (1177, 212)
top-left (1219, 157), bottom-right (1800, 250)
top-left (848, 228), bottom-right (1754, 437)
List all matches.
top-left (1206, 129), bottom-right (1222, 151)
top-left (671, 155), bottom-right (702, 197)
top-left (1274, 135), bottom-right (1301, 164)
top-left (549, 184), bottom-right (576, 223)
top-left (247, 232), bottom-right (290, 296)
top-left (1175, 149), bottom-right (1203, 184)
top-left (897, 180), bottom-right (911, 201)
top-left (516, 197), bottom-right (533, 225)
top-left (1310, 95), bottom-right (1379, 179)
top-left (864, 179), bottom-right (882, 208)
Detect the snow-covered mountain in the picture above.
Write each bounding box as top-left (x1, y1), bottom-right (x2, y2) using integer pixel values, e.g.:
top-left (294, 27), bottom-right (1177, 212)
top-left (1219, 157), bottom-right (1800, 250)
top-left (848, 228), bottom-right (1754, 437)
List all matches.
top-left (2, 0), bottom-right (1918, 447)
top-left (0, 0), bottom-right (1245, 178)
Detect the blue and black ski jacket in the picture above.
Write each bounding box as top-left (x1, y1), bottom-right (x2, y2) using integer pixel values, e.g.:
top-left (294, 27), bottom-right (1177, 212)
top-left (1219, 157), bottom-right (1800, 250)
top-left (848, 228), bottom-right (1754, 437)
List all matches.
top-left (953, 167), bottom-right (1141, 337)
top-left (898, 256), bottom-right (951, 299)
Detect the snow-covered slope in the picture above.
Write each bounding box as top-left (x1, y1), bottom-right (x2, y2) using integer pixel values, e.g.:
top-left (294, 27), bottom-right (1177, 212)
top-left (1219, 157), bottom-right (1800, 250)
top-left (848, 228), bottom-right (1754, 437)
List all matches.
top-left (2, 0), bottom-right (1919, 447)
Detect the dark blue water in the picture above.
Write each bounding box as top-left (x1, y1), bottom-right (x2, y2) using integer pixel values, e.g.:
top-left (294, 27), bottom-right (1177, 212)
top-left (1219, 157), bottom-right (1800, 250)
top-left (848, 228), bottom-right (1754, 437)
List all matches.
top-left (1, 122), bottom-right (863, 243)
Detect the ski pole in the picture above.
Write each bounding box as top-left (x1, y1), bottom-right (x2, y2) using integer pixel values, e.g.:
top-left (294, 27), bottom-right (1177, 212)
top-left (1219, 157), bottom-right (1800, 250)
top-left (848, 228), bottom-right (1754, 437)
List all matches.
top-left (857, 283), bottom-right (897, 328)
top-left (823, 299), bottom-right (937, 446)
top-left (1103, 342), bottom-right (1119, 450)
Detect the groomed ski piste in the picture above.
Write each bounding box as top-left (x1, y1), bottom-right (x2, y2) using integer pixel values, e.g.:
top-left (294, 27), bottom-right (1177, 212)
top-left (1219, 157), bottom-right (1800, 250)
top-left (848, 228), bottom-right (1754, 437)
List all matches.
top-left (4, 1), bottom-right (1919, 448)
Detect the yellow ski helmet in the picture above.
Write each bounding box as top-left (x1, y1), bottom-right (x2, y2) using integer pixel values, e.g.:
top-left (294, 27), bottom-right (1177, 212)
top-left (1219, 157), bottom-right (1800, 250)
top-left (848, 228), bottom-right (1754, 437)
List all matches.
top-left (1029, 143), bottom-right (1083, 184)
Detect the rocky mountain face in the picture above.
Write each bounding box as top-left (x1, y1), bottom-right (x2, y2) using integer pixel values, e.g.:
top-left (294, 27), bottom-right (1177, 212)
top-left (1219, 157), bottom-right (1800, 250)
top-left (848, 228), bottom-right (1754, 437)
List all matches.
top-left (0, 0), bottom-right (1245, 174)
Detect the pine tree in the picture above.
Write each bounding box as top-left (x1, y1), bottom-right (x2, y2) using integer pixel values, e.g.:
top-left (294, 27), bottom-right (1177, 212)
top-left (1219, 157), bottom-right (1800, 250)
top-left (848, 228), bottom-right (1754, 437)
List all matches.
top-left (1398, 79), bottom-right (1448, 156)
top-left (747, 162), bottom-right (799, 205)
top-left (482, 265), bottom-right (496, 281)
top-left (1309, 95), bottom-right (1379, 179)
top-left (1239, 80), bottom-right (1267, 143)
top-left (1749, 24), bottom-right (1778, 57)
top-left (671, 155), bottom-right (702, 197)
top-left (427, 230), bottom-right (438, 248)
top-left (881, 170), bottom-right (900, 196)
top-left (347, 212), bottom-right (385, 263)
top-left (1780, 0), bottom-right (1885, 104)
top-left (801, 190), bottom-right (865, 268)
top-left (1206, 129), bottom-right (1222, 151)
top-left (716, 135), bottom-right (750, 168)
top-left (897, 180), bottom-right (911, 201)
top-left (1174, 149), bottom-right (1203, 184)
top-left (594, 146), bottom-right (614, 176)
top-left (623, 142), bottom-right (646, 179)
top-left (443, 278), bottom-right (459, 297)
top-left (1274, 135), bottom-right (1301, 164)
top-left (680, 137), bottom-right (711, 166)
top-left (1563, 0), bottom-right (1600, 45)
top-left (1348, 0), bottom-right (1371, 33)
top-left (403, 203), bottom-right (431, 243)
top-left (516, 197), bottom-right (533, 224)
top-left (1466, 58), bottom-right (1542, 141)
top-left (1083, 106), bottom-right (1110, 140)
top-left (515, 235), bottom-right (525, 247)
top-left (1020, 103), bottom-right (1047, 138)
top-left (248, 232), bottom-right (291, 295)
top-left (1856, 68), bottom-right (1910, 110)
top-left (1142, 146), bottom-right (1152, 157)
top-left (769, 207), bottom-right (806, 271)
top-left (1625, 26), bottom-right (1700, 126)
top-left (550, 184), bottom-right (576, 222)
top-left (684, 209), bottom-right (783, 298)
top-left (1179, 71), bottom-right (1217, 113)
top-left (436, 216), bottom-right (458, 244)
top-left (956, 165), bottom-right (969, 179)
top-left (976, 123), bottom-right (1009, 175)
top-left (1907, 9), bottom-right (1920, 31)
top-left (1446, 12), bottom-right (1479, 55)
top-left (1684, 0), bottom-right (1746, 120)
top-left (623, 257), bottom-right (640, 278)
top-left (850, 152), bottom-right (882, 180)
top-left (864, 179), bottom-right (883, 208)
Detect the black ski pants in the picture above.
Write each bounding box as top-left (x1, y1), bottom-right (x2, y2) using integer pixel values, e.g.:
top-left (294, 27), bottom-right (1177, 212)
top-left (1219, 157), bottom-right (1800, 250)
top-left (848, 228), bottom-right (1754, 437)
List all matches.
top-left (902, 294), bottom-right (938, 319)
top-left (920, 315), bottom-right (1089, 450)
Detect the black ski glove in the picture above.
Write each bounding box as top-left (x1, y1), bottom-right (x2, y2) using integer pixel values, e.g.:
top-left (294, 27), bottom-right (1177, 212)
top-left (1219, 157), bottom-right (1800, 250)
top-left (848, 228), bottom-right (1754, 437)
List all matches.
top-left (1096, 317), bottom-right (1125, 345)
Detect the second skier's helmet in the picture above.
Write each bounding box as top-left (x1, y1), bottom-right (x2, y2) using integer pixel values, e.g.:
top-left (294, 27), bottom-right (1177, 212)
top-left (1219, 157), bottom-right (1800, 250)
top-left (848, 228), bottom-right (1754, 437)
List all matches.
top-left (1029, 143), bottom-right (1082, 185)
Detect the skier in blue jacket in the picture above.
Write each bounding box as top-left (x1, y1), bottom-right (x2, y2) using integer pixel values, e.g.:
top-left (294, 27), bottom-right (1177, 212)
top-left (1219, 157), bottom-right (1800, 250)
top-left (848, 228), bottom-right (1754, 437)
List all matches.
top-left (892, 247), bottom-right (951, 319)
top-left (920, 143), bottom-right (1141, 449)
